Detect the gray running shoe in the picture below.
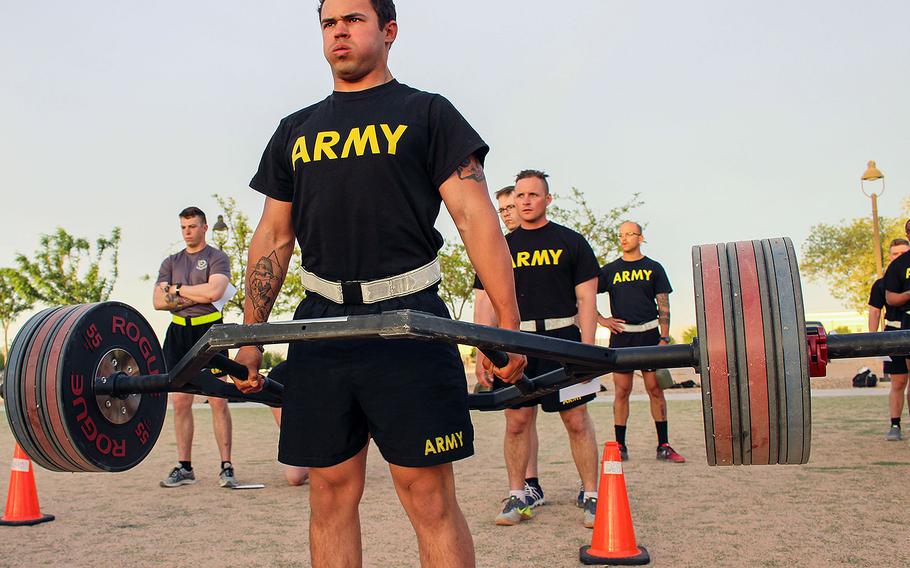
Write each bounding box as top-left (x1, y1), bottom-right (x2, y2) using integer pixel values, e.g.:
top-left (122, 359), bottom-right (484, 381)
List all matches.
top-left (219, 463), bottom-right (238, 488)
top-left (886, 425), bottom-right (902, 441)
top-left (524, 482), bottom-right (545, 508)
top-left (583, 496), bottom-right (598, 529)
top-left (495, 495), bottom-right (532, 526)
top-left (160, 466), bottom-right (196, 488)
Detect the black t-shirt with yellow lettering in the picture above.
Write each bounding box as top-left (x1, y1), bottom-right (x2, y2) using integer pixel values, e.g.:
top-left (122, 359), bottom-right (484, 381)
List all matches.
top-left (598, 256), bottom-right (672, 324)
top-left (250, 80), bottom-right (488, 281)
top-left (883, 253), bottom-right (910, 327)
top-left (868, 278), bottom-right (904, 324)
top-left (478, 222), bottom-right (599, 320)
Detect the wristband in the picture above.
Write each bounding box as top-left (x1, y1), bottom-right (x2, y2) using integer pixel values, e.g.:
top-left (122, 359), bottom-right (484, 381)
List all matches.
top-left (659, 336), bottom-right (671, 343)
top-left (175, 283), bottom-right (182, 297)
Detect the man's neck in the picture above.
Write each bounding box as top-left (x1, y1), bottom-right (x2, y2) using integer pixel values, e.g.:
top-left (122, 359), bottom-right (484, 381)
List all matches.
top-left (622, 251), bottom-right (644, 262)
top-left (185, 243), bottom-right (206, 254)
top-left (521, 215), bottom-right (549, 230)
top-left (333, 66), bottom-right (394, 93)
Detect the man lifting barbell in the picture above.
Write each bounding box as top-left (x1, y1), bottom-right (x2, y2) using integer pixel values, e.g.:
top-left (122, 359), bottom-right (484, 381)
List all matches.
top-left (229, 1), bottom-right (526, 566)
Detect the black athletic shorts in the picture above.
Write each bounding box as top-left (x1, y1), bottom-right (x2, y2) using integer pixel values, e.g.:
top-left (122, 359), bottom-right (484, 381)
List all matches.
top-left (279, 289), bottom-right (473, 469)
top-left (162, 316), bottom-right (227, 376)
top-left (609, 327), bottom-right (661, 373)
top-left (492, 325), bottom-right (595, 413)
top-left (882, 326), bottom-right (909, 375)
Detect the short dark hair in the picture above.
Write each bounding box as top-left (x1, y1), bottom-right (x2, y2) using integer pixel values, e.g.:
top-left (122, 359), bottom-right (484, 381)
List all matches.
top-left (515, 170), bottom-right (550, 194)
top-left (494, 185), bottom-right (515, 200)
top-left (890, 238), bottom-right (910, 248)
top-left (318, 0), bottom-right (396, 29)
top-left (179, 206), bottom-right (207, 225)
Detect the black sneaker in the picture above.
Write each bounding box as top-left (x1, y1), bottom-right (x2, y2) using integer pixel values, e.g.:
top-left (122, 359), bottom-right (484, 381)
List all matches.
top-left (619, 443), bottom-right (629, 461)
top-left (524, 481), bottom-right (545, 508)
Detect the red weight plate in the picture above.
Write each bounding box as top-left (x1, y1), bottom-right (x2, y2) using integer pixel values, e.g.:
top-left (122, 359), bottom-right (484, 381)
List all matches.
top-left (735, 242), bottom-right (771, 465)
top-left (42, 304), bottom-right (98, 472)
top-left (22, 306), bottom-right (79, 471)
top-left (699, 245), bottom-right (734, 466)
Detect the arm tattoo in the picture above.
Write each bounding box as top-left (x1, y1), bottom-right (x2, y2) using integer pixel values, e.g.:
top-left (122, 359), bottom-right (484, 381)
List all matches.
top-left (455, 155), bottom-right (485, 182)
top-left (249, 251), bottom-right (284, 322)
top-left (164, 293), bottom-right (197, 311)
top-left (656, 293), bottom-right (670, 329)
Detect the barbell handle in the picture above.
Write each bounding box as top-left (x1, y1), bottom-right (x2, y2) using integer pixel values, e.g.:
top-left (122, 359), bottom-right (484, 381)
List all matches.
top-left (209, 353), bottom-right (284, 396)
top-left (479, 348), bottom-right (536, 395)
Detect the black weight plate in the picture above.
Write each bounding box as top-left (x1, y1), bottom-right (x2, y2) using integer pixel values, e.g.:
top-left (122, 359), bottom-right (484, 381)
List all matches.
top-left (3, 307), bottom-right (62, 471)
top-left (692, 245), bottom-right (718, 466)
top-left (22, 306), bottom-right (81, 471)
top-left (769, 238), bottom-right (805, 464)
top-left (726, 243), bottom-right (752, 465)
top-left (39, 304), bottom-right (98, 472)
top-left (782, 237), bottom-right (811, 464)
top-left (717, 244), bottom-right (742, 465)
top-left (761, 239), bottom-right (789, 463)
top-left (54, 302), bottom-right (167, 472)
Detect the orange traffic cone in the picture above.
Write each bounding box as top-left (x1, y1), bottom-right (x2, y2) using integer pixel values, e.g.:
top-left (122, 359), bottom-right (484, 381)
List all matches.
top-left (0, 445), bottom-right (54, 526)
top-left (579, 441), bottom-right (649, 565)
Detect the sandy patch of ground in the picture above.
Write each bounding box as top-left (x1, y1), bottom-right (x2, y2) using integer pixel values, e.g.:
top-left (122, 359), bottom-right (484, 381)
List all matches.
top-left (1, 385), bottom-right (908, 567)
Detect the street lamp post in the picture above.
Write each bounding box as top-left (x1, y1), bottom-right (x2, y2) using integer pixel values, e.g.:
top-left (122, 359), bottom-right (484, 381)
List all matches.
top-left (212, 214), bottom-right (229, 251)
top-left (861, 160), bottom-right (885, 278)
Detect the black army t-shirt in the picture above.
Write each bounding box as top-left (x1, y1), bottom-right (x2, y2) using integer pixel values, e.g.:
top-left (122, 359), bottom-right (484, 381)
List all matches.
top-left (478, 222), bottom-right (599, 320)
top-left (883, 253), bottom-right (910, 327)
top-left (868, 278), bottom-right (904, 325)
top-left (598, 256), bottom-right (672, 324)
top-left (250, 80), bottom-right (488, 281)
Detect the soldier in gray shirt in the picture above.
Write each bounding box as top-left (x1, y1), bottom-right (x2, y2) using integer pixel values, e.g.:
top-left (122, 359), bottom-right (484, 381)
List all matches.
top-left (153, 207), bottom-right (235, 488)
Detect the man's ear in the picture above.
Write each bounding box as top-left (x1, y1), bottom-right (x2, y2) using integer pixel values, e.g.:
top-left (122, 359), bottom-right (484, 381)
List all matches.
top-left (385, 20), bottom-right (398, 49)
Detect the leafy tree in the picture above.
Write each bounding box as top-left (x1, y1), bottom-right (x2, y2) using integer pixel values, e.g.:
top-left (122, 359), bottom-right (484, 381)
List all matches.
top-left (0, 268), bottom-right (34, 357)
top-left (549, 188), bottom-right (643, 265)
top-left (681, 325), bottom-right (697, 345)
top-left (12, 228), bottom-right (121, 305)
top-left (438, 243), bottom-right (475, 320)
top-left (802, 215), bottom-right (907, 312)
top-left (212, 194), bottom-right (307, 317)
top-left (261, 350), bottom-right (286, 370)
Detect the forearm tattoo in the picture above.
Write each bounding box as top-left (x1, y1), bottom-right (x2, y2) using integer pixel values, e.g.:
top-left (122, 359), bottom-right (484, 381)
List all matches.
top-left (165, 293), bottom-right (197, 311)
top-left (656, 293), bottom-right (670, 330)
top-left (249, 251), bottom-right (284, 322)
top-left (456, 155), bottom-right (485, 182)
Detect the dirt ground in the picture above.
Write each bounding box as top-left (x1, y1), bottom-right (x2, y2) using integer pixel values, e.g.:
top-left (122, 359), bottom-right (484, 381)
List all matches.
top-left (2, 368), bottom-right (909, 567)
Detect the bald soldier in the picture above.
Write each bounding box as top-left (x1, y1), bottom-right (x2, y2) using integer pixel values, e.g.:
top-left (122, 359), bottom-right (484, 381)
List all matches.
top-left (598, 221), bottom-right (685, 463)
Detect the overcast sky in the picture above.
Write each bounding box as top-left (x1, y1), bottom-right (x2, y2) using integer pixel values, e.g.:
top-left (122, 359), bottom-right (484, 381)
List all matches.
top-left (2, 0), bottom-right (909, 340)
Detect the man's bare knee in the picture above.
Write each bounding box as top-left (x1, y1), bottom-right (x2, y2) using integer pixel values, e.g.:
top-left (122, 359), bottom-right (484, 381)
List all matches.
top-left (646, 383), bottom-right (664, 398)
top-left (560, 407), bottom-right (591, 436)
top-left (505, 408), bottom-right (534, 435)
top-left (171, 393), bottom-right (194, 413)
top-left (892, 375), bottom-right (909, 390)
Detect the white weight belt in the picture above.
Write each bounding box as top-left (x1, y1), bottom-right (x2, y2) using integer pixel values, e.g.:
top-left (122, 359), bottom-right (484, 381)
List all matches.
top-left (520, 316), bottom-right (576, 332)
top-left (620, 319), bottom-right (659, 333)
top-left (885, 319), bottom-right (901, 329)
top-left (300, 258), bottom-right (441, 305)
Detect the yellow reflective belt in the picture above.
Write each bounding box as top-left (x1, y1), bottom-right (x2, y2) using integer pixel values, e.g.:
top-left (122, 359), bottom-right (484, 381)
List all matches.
top-left (172, 312), bottom-right (223, 326)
